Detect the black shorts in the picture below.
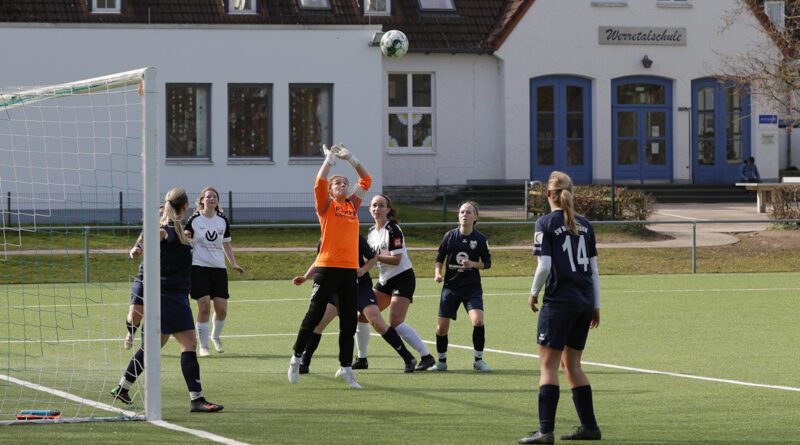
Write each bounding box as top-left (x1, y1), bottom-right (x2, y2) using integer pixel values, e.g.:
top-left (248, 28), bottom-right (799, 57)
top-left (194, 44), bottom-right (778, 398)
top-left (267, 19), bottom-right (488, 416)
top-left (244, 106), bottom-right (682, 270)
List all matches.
top-left (190, 266), bottom-right (229, 300)
top-left (130, 275), bottom-right (144, 306)
top-left (438, 285), bottom-right (483, 320)
top-left (357, 280), bottom-right (378, 313)
top-left (374, 268), bottom-right (416, 302)
top-left (161, 289), bottom-right (195, 334)
top-left (536, 303), bottom-right (593, 351)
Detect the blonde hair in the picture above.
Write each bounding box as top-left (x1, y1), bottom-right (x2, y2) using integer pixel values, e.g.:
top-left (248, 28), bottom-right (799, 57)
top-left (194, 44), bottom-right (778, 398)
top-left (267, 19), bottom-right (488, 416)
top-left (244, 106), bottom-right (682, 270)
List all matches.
top-left (196, 186), bottom-right (224, 214)
top-left (547, 171), bottom-right (578, 236)
top-left (161, 187), bottom-right (190, 244)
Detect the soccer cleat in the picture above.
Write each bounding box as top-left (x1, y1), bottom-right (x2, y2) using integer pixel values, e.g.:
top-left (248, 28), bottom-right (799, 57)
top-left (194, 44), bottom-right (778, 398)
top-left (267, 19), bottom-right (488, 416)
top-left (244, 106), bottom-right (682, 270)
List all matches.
top-left (404, 358), bottom-right (417, 374)
top-left (335, 367), bottom-right (362, 389)
top-left (211, 337), bottom-right (224, 353)
top-left (198, 346), bottom-right (211, 357)
top-left (415, 354), bottom-right (436, 371)
top-left (560, 426), bottom-right (602, 440)
top-left (473, 359), bottom-right (493, 372)
top-left (190, 397), bottom-right (224, 413)
top-left (288, 356), bottom-right (301, 384)
top-left (299, 362), bottom-right (310, 375)
top-left (123, 332), bottom-right (134, 350)
top-left (429, 361), bottom-right (448, 372)
top-left (352, 357), bottom-right (369, 370)
top-left (518, 431), bottom-right (554, 444)
top-left (110, 385), bottom-right (132, 405)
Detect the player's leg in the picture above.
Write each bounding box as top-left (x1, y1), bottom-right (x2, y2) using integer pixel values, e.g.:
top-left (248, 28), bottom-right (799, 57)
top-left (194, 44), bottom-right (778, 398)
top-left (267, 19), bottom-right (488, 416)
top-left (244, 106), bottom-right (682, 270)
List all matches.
top-left (209, 268), bottom-right (229, 353)
top-left (300, 301), bottom-right (337, 374)
top-left (124, 275), bottom-right (144, 350)
top-left (431, 287), bottom-right (459, 371)
top-left (195, 296), bottom-right (212, 356)
top-left (289, 268), bottom-right (338, 383)
top-left (173, 329), bottom-right (223, 413)
top-left (559, 310), bottom-right (601, 441)
top-left (363, 303), bottom-right (416, 371)
top-left (466, 291), bottom-right (491, 372)
top-left (333, 269), bottom-right (361, 388)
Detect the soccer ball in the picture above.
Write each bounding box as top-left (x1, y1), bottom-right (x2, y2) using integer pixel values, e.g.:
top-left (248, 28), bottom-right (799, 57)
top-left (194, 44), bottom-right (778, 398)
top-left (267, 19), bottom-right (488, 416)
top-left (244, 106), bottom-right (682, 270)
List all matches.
top-left (380, 30), bottom-right (409, 58)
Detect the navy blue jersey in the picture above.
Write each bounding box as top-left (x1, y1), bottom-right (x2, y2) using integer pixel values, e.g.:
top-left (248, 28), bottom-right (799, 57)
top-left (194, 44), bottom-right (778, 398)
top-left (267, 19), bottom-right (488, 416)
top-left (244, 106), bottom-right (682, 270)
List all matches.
top-left (533, 209), bottom-right (597, 308)
top-left (435, 228), bottom-right (491, 289)
top-left (160, 223), bottom-right (193, 293)
top-left (316, 235), bottom-right (375, 285)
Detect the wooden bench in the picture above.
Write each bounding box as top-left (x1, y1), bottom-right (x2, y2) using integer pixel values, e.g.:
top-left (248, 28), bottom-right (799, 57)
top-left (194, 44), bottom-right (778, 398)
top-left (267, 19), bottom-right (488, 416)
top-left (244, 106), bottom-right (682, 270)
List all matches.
top-left (735, 181), bottom-right (798, 213)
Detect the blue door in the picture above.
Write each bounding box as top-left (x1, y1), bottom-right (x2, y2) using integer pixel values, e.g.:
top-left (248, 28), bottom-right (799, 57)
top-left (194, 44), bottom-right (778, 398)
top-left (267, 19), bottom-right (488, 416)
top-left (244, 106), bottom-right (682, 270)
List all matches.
top-left (611, 77), bottom-right (673, 183)
top-left (530, 76), bottom-right (592, 184)
top-left (692, 78), bottom-right (751, 183)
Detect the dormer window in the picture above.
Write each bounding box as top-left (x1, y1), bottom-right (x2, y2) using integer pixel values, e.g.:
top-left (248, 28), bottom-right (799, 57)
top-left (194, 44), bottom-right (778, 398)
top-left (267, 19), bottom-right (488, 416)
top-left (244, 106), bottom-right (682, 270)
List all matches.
top-left (228, 0), bottom-right (258, 14)
top-left (365, 0), bottom-right (391, 16)
top-left (91, 0), bottom-right (121, 13)
top-left (417, 0), bottom-right (455, 12)
top-left (298, 0), bottom-right (331, 10)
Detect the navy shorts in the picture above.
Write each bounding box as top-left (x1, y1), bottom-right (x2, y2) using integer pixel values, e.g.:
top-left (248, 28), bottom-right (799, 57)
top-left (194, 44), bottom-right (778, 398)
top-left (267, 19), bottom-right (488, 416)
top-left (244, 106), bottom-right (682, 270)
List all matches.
top-left (161, 289), bottom-right (196, 335)
top-left (438, 285), bottom-right (483, 320)
top-left (357, 280), bottom-right (378, 313)
top-left (536, 303), bottom-right (593, 351)
top-left (374, 268), bottom-right (416, 302)
top-left (190, 266), bottom-right (229, 300)
top-left (130, 275), bottom-right (144, 306)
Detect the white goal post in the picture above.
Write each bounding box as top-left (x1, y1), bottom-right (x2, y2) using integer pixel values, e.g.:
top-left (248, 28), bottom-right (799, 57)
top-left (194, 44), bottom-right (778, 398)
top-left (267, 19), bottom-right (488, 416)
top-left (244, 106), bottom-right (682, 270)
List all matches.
top-left (0, 67), bottom-right (161, 424)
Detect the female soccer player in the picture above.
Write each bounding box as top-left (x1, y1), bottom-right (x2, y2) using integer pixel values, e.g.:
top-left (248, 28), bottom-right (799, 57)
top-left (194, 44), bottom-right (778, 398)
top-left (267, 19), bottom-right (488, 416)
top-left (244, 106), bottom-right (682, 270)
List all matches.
top-left (123, 206), bottom-right (163, 350)
top-left (110, 187), bottom-right (223, 413)
top-left (186, 186), bottom-right (245, 356)
top-left (294, 235), bottom-right (418, 374)
top-left (432, 201), bottom-right (492, 372)
top-left (360, 194), bottom-right (435, 371)
top-left (287, 143), bottom-right (371, 388)
top-left (518, 171), bottom-right (601, 444)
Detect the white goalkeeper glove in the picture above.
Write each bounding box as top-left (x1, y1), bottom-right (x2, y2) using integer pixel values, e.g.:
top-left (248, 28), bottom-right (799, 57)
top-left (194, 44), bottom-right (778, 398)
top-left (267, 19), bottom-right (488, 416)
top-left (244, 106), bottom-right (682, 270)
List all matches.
top-left (333, 143), bottom-right (360, 168)
top-left (322, 144), bottom-right (336, 166)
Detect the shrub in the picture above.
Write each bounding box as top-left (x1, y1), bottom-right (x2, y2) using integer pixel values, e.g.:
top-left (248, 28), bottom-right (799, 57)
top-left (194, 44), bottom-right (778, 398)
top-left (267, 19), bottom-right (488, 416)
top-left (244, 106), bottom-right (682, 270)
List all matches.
top-left (527, 184), bottom-right (655, 223)
top-left (768, 185), bottom-right (800, 220)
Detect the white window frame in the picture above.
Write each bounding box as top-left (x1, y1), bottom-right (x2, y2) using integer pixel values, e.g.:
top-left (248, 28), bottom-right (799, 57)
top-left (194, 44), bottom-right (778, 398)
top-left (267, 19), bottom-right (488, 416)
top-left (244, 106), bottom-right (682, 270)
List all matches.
top-left (417, 0), bottom-right (455, 12)
top-left (91, 0), bottom-right (121, 13)
top-left (656, 0), bottom-right (692, 8)
top-left (297, 0), bottom-right (331, 10)
top-left (228, 0), bottom-right (258, 14)
top-left (365, 0), bottom-right (391, 16)
top-left (386, 72), bottom-right (435, 154)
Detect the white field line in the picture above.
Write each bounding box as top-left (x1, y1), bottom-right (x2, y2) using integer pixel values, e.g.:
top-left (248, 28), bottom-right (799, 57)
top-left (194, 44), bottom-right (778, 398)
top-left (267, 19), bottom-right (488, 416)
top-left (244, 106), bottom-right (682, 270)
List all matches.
top-left (0, 374), bottom-right (250, 445)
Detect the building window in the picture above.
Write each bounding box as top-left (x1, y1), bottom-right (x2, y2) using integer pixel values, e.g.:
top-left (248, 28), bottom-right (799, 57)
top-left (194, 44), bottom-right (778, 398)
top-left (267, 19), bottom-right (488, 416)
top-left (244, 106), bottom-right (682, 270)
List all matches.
top-left (365, 0), bottom-right (391, 15)
top-left (91, 0), bottom-right (121, 13)
top-left (289, 84), bottom-right (332, 158)
top-left (228, 84), bottom-right (271, 158)
top-left (228, 0), bottom-right (258, 14)
top-left (657, 0), bottom-right (691, 7)
top-left (417, 0), bottom-right (455, 12)
top-left (297, 0), bottom-right (331, 10)
top-left (166, 84), bottom-right (210, 159)
top-left (387, 73), bottom-right (433, 150)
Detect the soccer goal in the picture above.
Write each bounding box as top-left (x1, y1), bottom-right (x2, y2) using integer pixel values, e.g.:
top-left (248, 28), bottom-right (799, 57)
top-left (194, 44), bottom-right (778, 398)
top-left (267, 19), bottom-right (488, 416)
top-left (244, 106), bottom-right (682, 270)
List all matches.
top-left (0, 68), bottom-right (162, 424)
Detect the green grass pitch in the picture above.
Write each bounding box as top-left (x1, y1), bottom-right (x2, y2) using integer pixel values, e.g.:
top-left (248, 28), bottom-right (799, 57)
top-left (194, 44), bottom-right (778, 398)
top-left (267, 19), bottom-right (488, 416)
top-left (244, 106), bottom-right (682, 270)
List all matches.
top-left (2, 273), bottom-right (799, 444)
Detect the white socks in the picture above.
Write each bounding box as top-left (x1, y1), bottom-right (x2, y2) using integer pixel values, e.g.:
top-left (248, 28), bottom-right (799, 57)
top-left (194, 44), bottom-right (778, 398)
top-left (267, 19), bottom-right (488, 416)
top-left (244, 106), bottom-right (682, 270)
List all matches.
top-left (355, 322), bottom-right (371, 358)
top-left (395, 322), bottom-right (430, 356)
top-left (196, 321), bottom-right (210, 349)
top-left (211, 318), bottom-right (226, 340)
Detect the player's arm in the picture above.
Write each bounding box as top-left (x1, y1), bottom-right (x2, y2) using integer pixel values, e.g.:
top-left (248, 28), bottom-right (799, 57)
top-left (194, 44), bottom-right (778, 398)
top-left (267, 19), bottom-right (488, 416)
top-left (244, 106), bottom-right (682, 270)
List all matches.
top-left (529, 255), bottom-right (551, 313)
top-left (359, 255), bottom-right (378, 278)
top-left (317, 144), bottom-right (336, 179)
top-left (434, 262), bottom-right (444, 283)
top-left (222, 241), bottom-right (245, 275)
top-left (293, 262), bottom-right (316, 286)
top-left (589, 256), bottom-right (601, 328)
top-left (130, 234), bottom-right (144, 259)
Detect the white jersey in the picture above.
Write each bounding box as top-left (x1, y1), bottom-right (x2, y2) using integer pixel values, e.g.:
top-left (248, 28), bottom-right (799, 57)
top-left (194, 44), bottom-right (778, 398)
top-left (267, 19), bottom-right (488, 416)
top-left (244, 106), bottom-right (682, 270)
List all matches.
top-left (186, 210), bottom-right (231, 269)
top-left (367, 220), bottom-right (413, 285)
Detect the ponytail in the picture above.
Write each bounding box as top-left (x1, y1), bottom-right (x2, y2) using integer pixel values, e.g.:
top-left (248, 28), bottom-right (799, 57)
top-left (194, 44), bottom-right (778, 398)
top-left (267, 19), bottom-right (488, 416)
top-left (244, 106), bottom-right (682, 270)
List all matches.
top-left (547, 171), bottom-right (578, 236)
top-left (161, 187), bottom-right (190, 244)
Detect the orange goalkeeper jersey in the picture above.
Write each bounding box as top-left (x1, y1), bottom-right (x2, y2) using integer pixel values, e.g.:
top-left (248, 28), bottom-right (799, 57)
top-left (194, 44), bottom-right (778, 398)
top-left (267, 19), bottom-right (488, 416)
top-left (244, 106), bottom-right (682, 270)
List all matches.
top-left (314, 174), bottom-right (372, 269)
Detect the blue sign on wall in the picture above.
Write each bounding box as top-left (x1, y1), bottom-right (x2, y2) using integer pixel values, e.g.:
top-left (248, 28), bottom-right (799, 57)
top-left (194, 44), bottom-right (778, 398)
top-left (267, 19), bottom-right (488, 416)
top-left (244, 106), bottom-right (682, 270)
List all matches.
top-left (759, 114), bottom-right (778, 129)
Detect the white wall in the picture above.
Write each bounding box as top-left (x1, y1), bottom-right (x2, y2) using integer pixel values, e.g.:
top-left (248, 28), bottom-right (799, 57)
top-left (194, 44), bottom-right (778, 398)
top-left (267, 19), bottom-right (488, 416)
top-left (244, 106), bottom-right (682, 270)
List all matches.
top-left (0, 24), bottom-right (384, 195)
top-left (495, 0), bottom-right (781, 183)
top-left (380, 53), bottom-right (504, 186)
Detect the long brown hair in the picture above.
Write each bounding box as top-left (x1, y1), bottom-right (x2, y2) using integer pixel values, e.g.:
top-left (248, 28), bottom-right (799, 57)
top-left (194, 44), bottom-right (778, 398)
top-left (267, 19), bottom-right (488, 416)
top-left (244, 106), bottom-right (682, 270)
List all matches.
top-left (161, 187), bottom-right (190, 244)
top-left (196, 186), bottom-right (224, 214)
top-left (547, 171), bottom-right (578, 236)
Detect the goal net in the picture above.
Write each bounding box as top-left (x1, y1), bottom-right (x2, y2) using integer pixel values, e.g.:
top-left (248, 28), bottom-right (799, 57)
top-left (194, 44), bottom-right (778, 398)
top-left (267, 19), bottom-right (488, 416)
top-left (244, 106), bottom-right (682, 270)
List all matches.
top-left (0, 68), bottom-right (161, 424)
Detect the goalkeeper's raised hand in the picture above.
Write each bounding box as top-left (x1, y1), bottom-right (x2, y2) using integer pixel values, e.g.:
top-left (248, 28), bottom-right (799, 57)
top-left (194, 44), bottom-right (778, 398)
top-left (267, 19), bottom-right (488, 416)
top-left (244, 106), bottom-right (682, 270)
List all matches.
top-left (332, 143), bottom-right (360, 168)
top-left (322, 144), bottom-right (336, 166)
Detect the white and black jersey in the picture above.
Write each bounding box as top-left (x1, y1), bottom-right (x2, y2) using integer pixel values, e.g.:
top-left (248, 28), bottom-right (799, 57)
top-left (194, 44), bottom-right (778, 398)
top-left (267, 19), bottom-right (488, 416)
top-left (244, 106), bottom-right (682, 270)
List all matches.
top-left (186, 210), bottom-right (231, 269)
top-left (367, 220), bottom-right (413, 285)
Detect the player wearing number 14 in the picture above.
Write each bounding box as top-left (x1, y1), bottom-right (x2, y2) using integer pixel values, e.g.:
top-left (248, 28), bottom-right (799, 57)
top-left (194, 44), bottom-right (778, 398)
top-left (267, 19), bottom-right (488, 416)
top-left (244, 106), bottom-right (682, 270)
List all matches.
top-left (520, 171), bottom-right (601, 444)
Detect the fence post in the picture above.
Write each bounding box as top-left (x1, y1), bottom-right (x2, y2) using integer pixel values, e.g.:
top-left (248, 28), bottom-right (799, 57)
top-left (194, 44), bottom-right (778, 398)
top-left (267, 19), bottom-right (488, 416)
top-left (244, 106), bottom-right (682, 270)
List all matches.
top-left (6, 191), bottom-right (10, 227)
top-left (84, 227), bottom-right (90, 283)
top-left (442, 191), bottom-right (447, 222)
top-left (228, 191), bottom-right (233, 224)
top-left (119, 191), bottom-right (124, 223)
top-left (692, 222), bottom-right (697, 274)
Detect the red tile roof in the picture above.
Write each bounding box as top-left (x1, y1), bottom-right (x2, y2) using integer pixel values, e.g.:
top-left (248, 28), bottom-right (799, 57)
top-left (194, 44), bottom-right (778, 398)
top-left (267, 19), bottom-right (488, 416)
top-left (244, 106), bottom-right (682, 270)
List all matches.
top-left (0, 0), bottom-right (521, 53)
